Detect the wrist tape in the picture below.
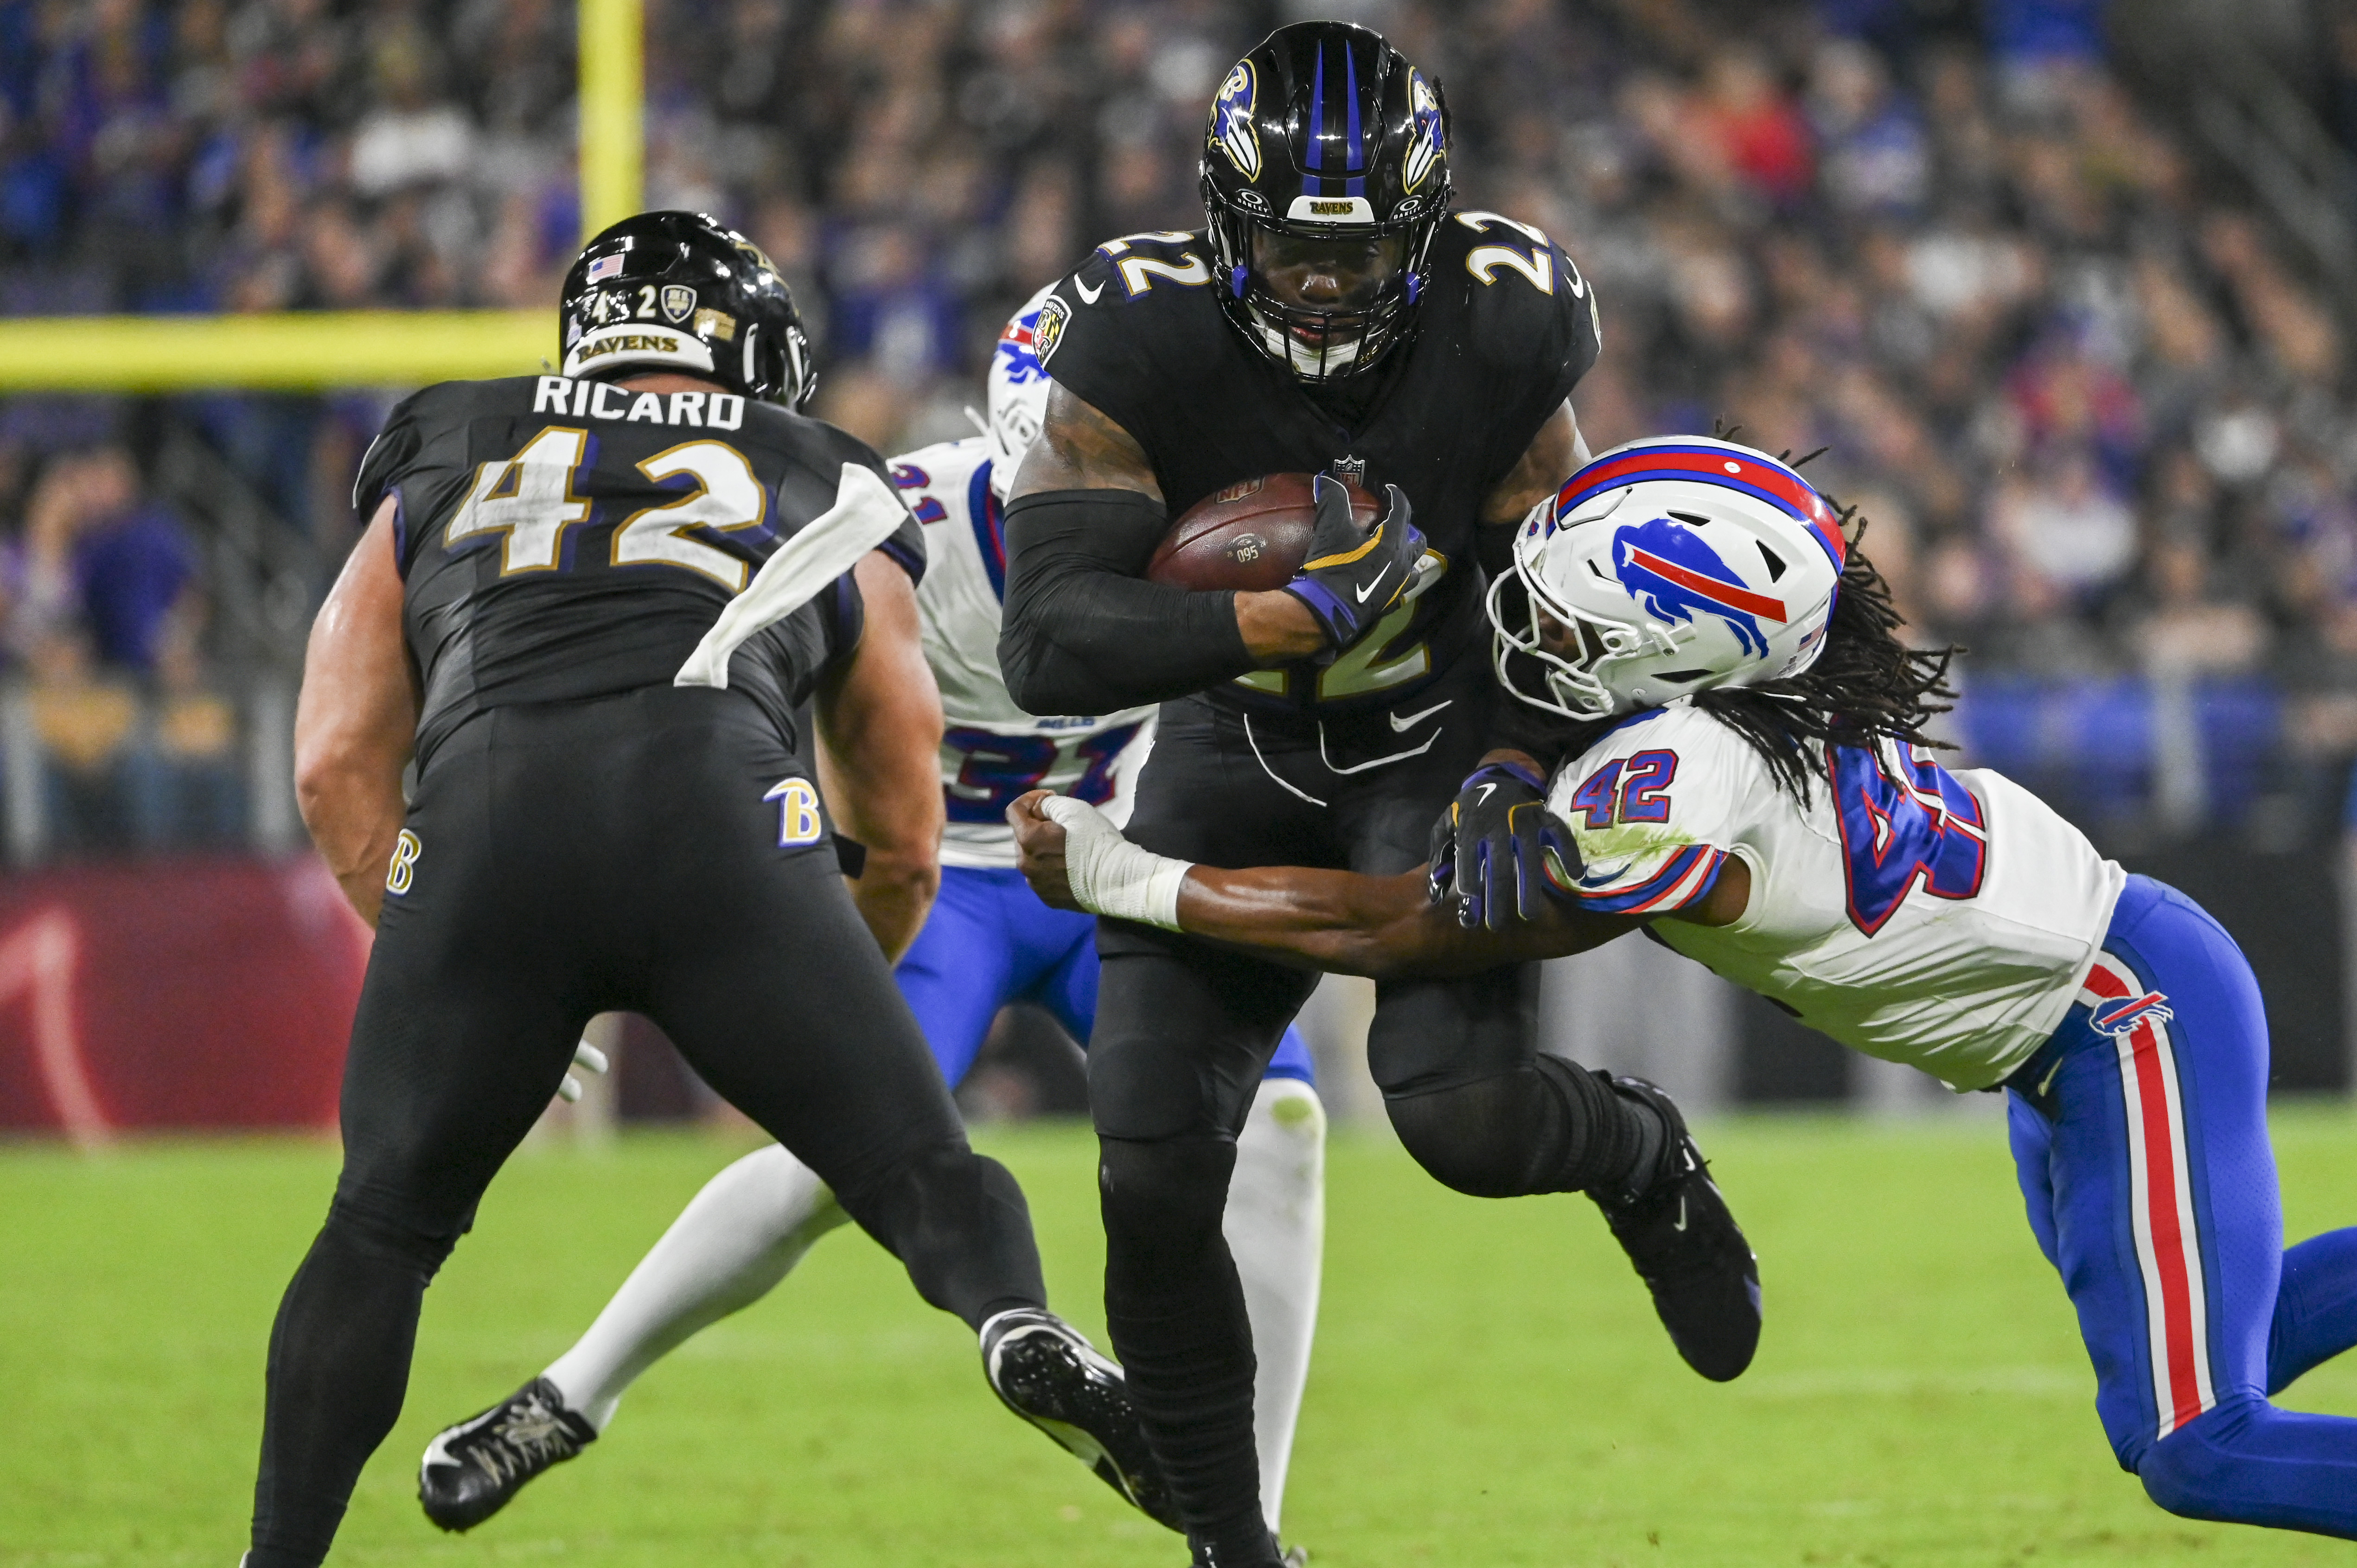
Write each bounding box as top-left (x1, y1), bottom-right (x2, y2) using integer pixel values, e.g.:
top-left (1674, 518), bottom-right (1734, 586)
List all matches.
top-left (1039, 797), bottom-right (1192, 931)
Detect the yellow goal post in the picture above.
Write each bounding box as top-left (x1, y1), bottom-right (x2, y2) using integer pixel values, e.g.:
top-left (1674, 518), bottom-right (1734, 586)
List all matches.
top-left (0, 0), bottom-right (643, 394)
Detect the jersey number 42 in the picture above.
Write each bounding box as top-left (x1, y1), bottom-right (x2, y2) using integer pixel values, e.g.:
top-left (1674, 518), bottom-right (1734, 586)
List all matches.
top-left (446, 427), bottom-right (771, 592)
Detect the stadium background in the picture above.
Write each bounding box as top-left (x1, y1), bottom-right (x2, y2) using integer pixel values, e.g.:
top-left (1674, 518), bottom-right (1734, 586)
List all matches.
top-left (12, 2), bottom-right (2357, 1562)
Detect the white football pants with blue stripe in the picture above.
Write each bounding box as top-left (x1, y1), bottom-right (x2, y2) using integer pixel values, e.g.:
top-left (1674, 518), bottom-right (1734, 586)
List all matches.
top-left (543, 865), bottom-right (1326, 1532)
top-left (2008, 874), bottom-right (2357, 1537)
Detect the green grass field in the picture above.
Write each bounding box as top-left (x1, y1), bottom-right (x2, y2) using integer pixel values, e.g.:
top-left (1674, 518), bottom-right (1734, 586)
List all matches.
top-left (11, 1108), bottom-right (2357, 1567)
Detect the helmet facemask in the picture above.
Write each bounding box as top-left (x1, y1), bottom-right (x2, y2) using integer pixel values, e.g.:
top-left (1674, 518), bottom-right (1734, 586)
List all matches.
top-left (1205, 211), bottom-right (1437, 382)
top-left (1488, 537), bottom-right (1677, 721)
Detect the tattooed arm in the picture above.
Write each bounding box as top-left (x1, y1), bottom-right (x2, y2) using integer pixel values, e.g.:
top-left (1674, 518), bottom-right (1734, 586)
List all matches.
top-left (996, 384), bottom-right (1325, 712)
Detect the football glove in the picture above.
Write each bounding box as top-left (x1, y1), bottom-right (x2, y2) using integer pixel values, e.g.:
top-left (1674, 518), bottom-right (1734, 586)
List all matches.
top-left (1427, 759), bottom-right (1582, 931)
top-left (1282, 476), bottom-right (1427, 656)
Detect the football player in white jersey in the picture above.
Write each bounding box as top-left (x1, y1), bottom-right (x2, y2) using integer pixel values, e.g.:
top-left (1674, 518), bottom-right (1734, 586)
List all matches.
top-left (1018, 435), bottom-right (2357, 1540)
top-left (417, 291), bottom-right (1326, 1549)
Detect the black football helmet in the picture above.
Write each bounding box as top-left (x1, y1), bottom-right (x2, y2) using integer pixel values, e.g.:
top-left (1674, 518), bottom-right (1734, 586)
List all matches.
top-left (1200, 22), bottom-right (1452, 382)
top-left (558, 210), bottom-right (815, 408)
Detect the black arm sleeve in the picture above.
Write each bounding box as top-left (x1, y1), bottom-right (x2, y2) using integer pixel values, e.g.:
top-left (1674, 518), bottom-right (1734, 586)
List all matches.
top-left (997, 489), bottom-right (1256, 715)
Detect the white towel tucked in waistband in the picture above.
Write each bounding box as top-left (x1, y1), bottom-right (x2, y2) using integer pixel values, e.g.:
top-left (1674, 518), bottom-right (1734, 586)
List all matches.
top-left (673, 462), bottom-right (910, 691)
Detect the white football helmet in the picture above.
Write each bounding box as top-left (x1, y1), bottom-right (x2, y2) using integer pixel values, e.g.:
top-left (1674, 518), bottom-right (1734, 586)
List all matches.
top-left (1489, 435), bottom-right (1849, 720)
top-left (986, 284), bottom-right (1059, 502)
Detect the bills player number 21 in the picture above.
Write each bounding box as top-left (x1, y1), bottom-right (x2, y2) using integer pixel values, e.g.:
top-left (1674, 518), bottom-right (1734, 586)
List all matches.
top-left (941, 723), bottom-right (1145, 823)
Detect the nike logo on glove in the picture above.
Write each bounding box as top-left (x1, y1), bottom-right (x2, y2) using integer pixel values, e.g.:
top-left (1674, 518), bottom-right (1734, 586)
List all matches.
top-left (1354, 565), bottom-right (1392, 604)
top-left (1075, 277), bottom-right (1104, 304)
top-left (1471, 783), bottom-right (1497, 807)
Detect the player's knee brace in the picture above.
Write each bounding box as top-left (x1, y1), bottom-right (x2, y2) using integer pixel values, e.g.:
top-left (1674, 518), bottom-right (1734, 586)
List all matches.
top-left (1384, 1056), bottom-right (1629, 1199)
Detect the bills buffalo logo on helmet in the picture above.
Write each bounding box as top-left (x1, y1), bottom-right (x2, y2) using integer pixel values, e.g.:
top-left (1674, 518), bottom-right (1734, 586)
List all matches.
top-left (1402, 70), bottom-right (1444, 195)
top-left (1611, 516), bottom-right (1789, 658)
top-left (995, 304), bottom-right (1050, 386)
top-left (2091, 991), bottom-right (2174, 1038)
top-left (1030, 293), bottom-right (1072, 365)
top-left (1210, 61), bottom-right (1260, 179)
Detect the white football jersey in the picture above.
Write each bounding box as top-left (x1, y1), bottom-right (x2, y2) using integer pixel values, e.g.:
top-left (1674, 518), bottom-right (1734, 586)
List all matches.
top-left (887, 437), bottom-right (1156, 870)
top-left (1544, 701), bottom-right (2127, 1089)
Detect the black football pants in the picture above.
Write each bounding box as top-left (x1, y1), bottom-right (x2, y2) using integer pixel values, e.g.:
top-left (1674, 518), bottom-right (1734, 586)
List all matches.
top-left (248, 686), bottom-right (1045, 1567)
top-left (1094, 673), bottom-right (1654, 1560)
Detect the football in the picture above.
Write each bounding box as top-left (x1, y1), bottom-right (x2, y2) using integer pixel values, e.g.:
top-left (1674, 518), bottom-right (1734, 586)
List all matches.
top-left (1146, 472), bottom-right (1377, 592)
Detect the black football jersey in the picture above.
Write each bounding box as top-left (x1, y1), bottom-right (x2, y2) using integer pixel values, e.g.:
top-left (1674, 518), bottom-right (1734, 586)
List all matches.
top-left (354, 375), bottom-right (925, 764)
top-left (1035, 212), bottom-right (1600, 716)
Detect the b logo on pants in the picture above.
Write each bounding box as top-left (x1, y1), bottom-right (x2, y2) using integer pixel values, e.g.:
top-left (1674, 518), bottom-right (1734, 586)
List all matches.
top-left (385, 829), bottom-right (422, 895)
top-left (764, 778), bottom-right (823, 848)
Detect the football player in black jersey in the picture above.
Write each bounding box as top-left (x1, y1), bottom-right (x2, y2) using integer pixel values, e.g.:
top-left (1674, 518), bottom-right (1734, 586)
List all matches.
top-left (995, 24), bottom-right (1760, 1567)
top-left (242, 212), bottom-right (1169, 1567)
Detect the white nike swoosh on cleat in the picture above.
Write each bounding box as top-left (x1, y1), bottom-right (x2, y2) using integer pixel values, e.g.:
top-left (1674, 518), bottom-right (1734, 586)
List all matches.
top-left (1354, 565), bottom-right (1392, 604)
top-left (1391, 699), bottom-right (1451, 732)
top-left (1672, 1196), bottom-right (1688, 1232)
top-left (421, 1402), bottom-right (503, 1475)
top-left (1074, 278), bottom-right (1104, 304)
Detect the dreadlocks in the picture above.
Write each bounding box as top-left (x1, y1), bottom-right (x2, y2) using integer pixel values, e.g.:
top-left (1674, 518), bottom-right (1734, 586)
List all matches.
top-left (1690, 529), bottom-right (1959, 802)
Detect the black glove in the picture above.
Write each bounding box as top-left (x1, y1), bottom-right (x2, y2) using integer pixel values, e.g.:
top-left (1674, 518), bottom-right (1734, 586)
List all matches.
top-left (1426, 758), bottom-right (1583, 931)
top-left (1281, 475), bottom-right (1427, 656)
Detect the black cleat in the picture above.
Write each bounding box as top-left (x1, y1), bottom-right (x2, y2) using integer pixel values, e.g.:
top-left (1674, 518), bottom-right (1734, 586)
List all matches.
top-left (417, 1376), bottom-right (597, 1531)
top-left (1590, 1075), bottom-right (1761, 1382)
top-left (981, 1308), bottom-right (1180, 1532)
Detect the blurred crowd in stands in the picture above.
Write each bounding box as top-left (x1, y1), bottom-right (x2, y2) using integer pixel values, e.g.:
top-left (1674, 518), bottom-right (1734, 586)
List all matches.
top-left (3, 0), bottom-right (2357, 854)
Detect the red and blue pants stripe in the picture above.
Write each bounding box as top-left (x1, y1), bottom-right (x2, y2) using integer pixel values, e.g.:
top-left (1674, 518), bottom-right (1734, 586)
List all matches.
top-left (2007, 874), bottom-right (2357, 1537)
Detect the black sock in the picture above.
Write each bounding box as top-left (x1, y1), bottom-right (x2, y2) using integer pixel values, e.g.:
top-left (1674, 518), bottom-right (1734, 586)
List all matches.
top-left (1098, 1136), bottom-right (1272, 1559)
top-left (249, 1211), bottom-right (445, 1566)
top-left (1602, 1073), bottom-right (1672, 1198)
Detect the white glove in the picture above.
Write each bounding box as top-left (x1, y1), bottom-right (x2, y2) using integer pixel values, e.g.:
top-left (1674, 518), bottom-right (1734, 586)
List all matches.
top-left (556, 1039), bottom-right (610, 1103)
top-left (1039, 797), bottom-right (1193, 931)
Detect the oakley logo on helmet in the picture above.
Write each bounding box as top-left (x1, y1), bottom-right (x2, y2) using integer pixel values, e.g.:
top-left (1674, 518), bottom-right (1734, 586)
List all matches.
top-left (1211, 62), bottom-right (1261, 179)
top-left (1611, 517), bottom-right (1787, 658)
